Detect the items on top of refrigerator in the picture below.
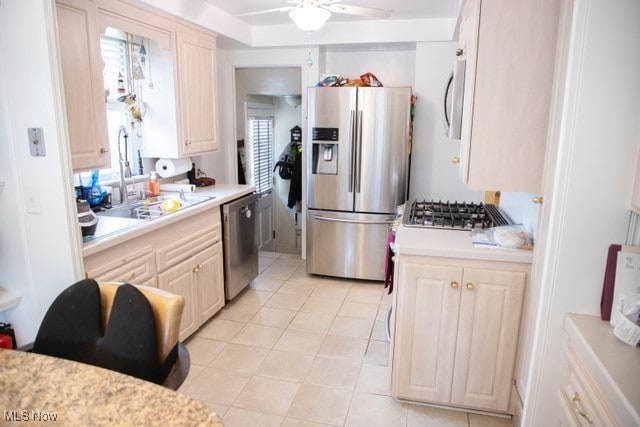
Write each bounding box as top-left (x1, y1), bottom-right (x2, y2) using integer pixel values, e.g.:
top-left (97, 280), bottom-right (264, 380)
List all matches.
top-left (316, 72), bottom-right (384, 87)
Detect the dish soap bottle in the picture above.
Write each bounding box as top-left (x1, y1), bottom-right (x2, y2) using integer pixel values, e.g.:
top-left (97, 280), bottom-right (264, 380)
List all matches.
top-left (148, 171), bottom-right (160, 197)
top-left (88, 169), bottom-right (104, 206)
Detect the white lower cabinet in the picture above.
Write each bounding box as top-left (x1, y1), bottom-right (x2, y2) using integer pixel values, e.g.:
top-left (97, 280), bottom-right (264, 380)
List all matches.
top-left (83, 208), bottom-right (225, 340)
top-left (157, 243), bottom-right (224, 340)
top-left (390, 257), bottom-right (526, 413)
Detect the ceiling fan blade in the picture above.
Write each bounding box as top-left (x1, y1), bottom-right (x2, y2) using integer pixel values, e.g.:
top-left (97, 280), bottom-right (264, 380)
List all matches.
top-left (325, 3), bottom-right (392, 19)
top-left (237, 6), bottom-right (296, 17)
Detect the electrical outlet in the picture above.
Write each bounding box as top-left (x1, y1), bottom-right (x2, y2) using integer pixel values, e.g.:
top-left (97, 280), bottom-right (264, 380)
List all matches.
top-left (24, 185), bottom-right (42, 214)
top-left (28, 128), bottom-right (46, 157)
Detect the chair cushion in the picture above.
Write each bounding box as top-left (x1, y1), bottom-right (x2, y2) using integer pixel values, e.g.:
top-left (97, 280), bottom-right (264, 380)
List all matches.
top-left (33, 279), bottom-right (162, 384)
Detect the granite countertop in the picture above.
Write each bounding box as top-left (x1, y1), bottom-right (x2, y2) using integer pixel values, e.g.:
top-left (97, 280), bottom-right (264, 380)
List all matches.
top-left (394, 225), bottom-right (533, 264)
top-left (83, 184), bottom-right (254, 257)
top-left (0, 349), bottom-right (222, 426)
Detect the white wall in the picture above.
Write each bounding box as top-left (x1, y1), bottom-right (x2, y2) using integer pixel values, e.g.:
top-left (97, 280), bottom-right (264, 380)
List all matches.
top-left (0, 0), bottom-right (82, 345)
top-left (524, 0), bottom-right (640, 424)
top-left (322, 47), bottom-right (416, 87)
top-left (411, 42), bottom-right (482, 202)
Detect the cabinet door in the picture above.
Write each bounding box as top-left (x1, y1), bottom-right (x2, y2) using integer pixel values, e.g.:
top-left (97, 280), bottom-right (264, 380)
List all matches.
top-left (450, 267), bottom-right (525, 412)
top-left (391, 261), bottom-right (463, 403)
top-left (157, 257), bottom-right (198, 340)
top-left (457, 0), bottom-right (560, 192)
top-left (175, 28), bottom-right (218, 155)
top-left (56, 0), bottom-right (110, 172)
top-left (196, 242), bottom-right (225, 320)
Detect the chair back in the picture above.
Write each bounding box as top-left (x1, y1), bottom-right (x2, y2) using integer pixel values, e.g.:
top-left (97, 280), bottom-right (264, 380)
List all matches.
top-left (99, 283), bottom-right (184, 365)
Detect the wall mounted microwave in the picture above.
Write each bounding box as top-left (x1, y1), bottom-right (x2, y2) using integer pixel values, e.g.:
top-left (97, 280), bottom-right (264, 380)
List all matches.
top-left (443, 56), bottom-right (466, 140)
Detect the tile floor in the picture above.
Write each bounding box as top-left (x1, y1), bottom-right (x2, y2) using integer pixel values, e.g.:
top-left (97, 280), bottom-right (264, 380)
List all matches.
top-left (179, 251), bottom-right (515, 427)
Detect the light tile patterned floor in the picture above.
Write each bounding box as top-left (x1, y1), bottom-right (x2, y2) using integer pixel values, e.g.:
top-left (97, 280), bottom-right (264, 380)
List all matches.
top-left (179, 252), bottom-right (514, 427)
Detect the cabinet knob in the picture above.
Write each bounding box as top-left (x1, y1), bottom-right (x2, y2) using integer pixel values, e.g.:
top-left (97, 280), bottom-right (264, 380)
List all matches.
top-left (192, 264), bottom-right (202, 273)
top-left (452, 156), bottom-right (461, 165)
top-left (456, 48), bottom-right (464, 57)
top-left (532, 196), bottom-right (544, 205)
top-left (571, 392), bottom-right (593, 424)
top-left (466, 282), bottom-right (474, 290)
top-left (100, 148), bottom-right (109, 154)
top-left (184, 141), bottom-right (192, 147)
top-left (451, 281), bottom-right (459, 289)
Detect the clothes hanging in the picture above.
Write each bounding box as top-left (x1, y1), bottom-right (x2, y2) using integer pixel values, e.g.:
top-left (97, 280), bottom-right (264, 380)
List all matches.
top-left (287, 152), bottom-right (302, 209)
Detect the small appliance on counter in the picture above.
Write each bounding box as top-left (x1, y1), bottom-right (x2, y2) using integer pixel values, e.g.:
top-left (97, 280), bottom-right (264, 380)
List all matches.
top-left (77, 199), bottom-right (98, 237)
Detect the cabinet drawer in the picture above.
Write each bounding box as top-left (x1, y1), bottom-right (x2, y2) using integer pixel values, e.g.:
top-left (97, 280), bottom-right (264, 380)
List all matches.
top-left (562, 345), bottom-right (618, 426)
top-left (88, 252), bottom-right (156, 287)
top-left (85, 244), bottom-right (154, 279)
top-left (155, 224), bottom-right (220, 272)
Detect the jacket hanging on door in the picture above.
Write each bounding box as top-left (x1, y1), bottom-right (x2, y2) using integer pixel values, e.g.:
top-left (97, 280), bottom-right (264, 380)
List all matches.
top-left (287, 152), bottom-right (302, 209)
top-left (273, 142), bottom-right (302, 209)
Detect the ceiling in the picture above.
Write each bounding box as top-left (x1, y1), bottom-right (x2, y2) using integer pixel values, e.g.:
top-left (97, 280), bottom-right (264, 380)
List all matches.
top-left (201, 0), bottom-right (460, 27)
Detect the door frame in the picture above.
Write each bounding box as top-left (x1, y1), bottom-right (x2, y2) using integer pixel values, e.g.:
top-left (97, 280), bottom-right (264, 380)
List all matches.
top-left (226, 48), bottom-right (321, 258)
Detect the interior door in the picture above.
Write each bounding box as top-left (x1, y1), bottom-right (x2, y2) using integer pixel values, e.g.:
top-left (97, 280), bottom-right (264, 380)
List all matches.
top-left (256, 191), bottom-right (275, 251)
top-left (245, 103), bottom-right (275, 252)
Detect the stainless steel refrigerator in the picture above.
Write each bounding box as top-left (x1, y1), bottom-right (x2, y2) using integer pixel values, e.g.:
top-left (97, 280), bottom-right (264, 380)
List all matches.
top-left (306, 86), bottom-right (412, 280)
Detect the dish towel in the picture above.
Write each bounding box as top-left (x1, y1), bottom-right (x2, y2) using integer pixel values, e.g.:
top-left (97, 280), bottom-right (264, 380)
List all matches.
top-left (384, 233), bottom-right (395, 295)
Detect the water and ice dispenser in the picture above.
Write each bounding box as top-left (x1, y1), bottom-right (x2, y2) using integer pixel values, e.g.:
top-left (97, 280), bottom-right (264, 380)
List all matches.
top-left (311, 127), bottom-right (339, 175)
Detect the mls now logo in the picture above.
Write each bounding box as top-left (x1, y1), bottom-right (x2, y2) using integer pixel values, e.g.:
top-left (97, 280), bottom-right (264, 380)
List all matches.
top-left (4, 410), bottom-right (58, 422)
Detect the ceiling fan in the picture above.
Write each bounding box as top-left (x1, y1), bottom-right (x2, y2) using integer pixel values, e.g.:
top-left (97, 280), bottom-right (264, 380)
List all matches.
top-left (238, 0), bottom-right (393, 32)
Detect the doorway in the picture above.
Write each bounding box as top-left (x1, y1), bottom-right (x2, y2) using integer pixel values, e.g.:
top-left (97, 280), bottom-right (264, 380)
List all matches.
top-left (234, 67), bottom-right (303, 254)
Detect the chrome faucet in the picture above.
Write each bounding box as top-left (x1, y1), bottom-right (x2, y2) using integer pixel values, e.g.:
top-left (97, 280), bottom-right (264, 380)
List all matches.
top-left (117, 125), bottom-right (133, 204)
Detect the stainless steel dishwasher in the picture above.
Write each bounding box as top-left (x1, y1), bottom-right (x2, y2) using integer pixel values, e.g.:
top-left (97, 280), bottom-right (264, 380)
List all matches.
top-left (222, 193), bottom-right (259, 300)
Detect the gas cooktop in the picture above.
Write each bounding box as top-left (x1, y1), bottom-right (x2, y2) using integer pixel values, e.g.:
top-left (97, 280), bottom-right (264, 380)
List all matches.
top-left (403, 199), bottom-right (512, 230)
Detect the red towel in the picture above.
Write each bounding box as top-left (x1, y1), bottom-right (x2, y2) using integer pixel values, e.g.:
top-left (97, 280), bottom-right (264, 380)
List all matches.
top-left (600, 244), bottom-right (622, 321)
top-left (384, 233), bottom-right (395, 295)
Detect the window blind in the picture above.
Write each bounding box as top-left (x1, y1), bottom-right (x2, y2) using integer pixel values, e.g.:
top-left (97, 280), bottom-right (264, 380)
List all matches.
top-left (100, 35), bottom-right (128, 103)
top-left (246, 116), bottom-right (274, 195)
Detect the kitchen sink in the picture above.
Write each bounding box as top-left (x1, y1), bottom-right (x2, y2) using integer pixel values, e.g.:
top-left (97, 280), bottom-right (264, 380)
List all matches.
top-left (97, 194), bottom-right (213, 220)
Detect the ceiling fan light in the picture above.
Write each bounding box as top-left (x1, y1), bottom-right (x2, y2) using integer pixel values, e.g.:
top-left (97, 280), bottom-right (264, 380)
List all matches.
top-left (289, 7), bottom-right (330, 32)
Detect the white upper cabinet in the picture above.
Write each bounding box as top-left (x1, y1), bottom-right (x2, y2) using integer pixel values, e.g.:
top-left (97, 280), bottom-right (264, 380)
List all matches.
top-left (175, 27), bottom-right (219, 156)
top-left (56, 0), bottom-right (111, 172)
top-left (56, 0), bottom-right (220, 168)
top-left (455, 0), bottom-right (562, 192)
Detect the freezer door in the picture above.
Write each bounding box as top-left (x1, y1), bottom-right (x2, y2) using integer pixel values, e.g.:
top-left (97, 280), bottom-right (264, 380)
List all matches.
top-left (355, 87), bottom-right (412, 214)
top-left (306, 209), bottom-right (394, 281)
top-left (307, 87), bottom-right (357, 212)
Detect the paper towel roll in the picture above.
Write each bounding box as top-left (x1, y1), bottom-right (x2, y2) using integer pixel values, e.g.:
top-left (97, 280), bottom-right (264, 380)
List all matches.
top-left (159, 183), bottom-right (196, 193)
top-left (155, 157), bottom-right (192, 178)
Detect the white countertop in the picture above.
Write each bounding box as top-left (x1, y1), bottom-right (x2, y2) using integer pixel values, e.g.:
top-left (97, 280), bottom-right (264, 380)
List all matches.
top-left (394, 225), bottom-right (533, 264)
top-left (82, 184), bottom-right (254, 257)
top-left (565, 314), bottom-right (640, 426)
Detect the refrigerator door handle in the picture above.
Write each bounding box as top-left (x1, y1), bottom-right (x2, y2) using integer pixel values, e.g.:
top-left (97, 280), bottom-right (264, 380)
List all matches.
top-left (314, 215), bottom-right (393, 226)
top-left (356, 110), bottom-right (363, 193)
top-left (349, 110), bottom-right (356, 193)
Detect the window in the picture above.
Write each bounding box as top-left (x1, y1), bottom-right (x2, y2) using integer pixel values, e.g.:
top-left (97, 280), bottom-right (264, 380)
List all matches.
top-left (96, 35), bottom-right (131, 180)
top-left (245, 105), bottom-right (274, 195)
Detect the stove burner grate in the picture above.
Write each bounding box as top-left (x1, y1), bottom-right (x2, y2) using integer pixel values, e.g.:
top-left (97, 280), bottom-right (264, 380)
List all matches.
top-left (403, 200), bottom-right (511, 230)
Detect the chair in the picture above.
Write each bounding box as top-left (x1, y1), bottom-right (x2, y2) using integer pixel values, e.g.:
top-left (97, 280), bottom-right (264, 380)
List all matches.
top-left (29, 279), bottom-right (190, 390)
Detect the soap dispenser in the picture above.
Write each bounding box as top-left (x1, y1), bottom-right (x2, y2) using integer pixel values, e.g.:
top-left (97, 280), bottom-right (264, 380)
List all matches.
top-left (148, 171), bottom-right (160, 197)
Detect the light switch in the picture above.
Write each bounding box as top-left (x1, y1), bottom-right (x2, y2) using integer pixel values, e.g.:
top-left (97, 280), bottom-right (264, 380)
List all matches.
top-left (28, 127), bottom-right (46, 157)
